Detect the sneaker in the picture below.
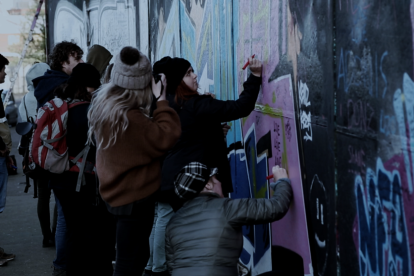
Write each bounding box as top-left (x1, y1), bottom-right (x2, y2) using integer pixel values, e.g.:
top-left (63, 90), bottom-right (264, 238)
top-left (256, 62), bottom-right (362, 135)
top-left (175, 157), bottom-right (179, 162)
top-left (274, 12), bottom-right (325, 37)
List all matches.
top-left (0, 247), bottom-right (14, 261)
top-left (52, 267), bottom-right (66, 276)
top-left (1, 252), bottom-right (15, 261)
top-left (0, 259), bottom-right (8, 267)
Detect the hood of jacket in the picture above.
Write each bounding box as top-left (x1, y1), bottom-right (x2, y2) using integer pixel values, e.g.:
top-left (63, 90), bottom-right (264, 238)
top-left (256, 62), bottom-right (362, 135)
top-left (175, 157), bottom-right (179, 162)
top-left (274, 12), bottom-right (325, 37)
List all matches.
top-left (26, 63), bottom-right (50, 94)
top-left (33, 69), bottom-right (69, 108)
top-left (86, 44), bottom-right (113, 76)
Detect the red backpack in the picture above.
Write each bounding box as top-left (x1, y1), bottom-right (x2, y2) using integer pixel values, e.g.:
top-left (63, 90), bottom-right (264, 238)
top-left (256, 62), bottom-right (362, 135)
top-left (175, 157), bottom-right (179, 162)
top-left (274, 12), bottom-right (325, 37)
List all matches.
top-left (26, 98), bottom-right (95, 192)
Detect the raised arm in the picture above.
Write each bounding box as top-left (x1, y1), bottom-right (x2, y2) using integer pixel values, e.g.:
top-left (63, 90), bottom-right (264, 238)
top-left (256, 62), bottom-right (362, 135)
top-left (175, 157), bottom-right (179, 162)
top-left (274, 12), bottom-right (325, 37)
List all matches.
top-left (192, 58), bottom-right (263, 122)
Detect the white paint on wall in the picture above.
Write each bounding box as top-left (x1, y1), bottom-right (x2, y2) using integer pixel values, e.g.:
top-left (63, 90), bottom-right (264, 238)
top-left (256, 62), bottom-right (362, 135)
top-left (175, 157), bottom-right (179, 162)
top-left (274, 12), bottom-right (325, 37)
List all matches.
top-left (139, 0), bottom-right (149, 57)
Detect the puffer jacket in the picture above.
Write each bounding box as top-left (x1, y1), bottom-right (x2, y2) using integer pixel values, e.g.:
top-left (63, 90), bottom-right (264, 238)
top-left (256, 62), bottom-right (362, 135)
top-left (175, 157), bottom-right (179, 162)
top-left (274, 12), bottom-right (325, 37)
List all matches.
top-left (165, 179), bottom-right (293, 276)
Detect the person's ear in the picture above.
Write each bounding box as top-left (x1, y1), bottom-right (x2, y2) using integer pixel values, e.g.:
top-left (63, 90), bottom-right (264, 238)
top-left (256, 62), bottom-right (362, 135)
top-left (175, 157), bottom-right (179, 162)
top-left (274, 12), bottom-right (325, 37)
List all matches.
top-left (204, 181), bottom-right (213, 191)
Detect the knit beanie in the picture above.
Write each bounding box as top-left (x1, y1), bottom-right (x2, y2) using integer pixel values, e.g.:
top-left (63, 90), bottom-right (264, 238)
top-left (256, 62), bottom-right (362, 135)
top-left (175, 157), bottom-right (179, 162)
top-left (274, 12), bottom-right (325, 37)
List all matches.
top-left (111, 47), bottom-right (152, 90)
top-left (68, 63), bottom-right (101, 89)
top-left (86, 44), bottom-right (113, 76)
top-left (153, 56), bottom-right (191, 95)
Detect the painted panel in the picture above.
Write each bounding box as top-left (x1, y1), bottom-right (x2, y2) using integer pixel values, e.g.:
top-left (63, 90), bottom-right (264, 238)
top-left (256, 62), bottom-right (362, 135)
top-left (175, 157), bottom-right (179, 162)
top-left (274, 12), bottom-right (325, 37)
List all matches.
top-left (336, 0), bottom-right (414, 275)
top-left (148, 0), bottom-right (180, 61)
top-left (231, 1), bottom-right (319, 274)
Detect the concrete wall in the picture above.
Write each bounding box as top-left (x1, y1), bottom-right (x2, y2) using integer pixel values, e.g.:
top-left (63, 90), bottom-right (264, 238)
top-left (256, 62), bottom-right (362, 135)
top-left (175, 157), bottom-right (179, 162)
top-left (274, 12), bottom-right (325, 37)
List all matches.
top-left (46, 0), bottom-right (414, 275)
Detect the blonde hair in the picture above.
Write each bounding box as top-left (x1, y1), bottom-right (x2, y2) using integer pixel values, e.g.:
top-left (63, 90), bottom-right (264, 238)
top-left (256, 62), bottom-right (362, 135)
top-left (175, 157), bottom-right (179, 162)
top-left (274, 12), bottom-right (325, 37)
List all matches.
top-left (88, 82), bottom-right (153, 149)
top-left (101, 63), bottom-right (113, 84)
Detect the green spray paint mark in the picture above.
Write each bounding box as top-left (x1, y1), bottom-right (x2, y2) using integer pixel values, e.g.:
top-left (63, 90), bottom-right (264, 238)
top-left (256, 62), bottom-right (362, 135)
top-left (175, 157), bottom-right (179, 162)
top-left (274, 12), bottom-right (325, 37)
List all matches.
top-left (250, 138), bottom-right (268, 199)
top-left (255, 104), bottom-right (283, 118)
top-left (272, 92), bottom-right (276, 103)
top-left (254, 104), bottom-right (289, 174)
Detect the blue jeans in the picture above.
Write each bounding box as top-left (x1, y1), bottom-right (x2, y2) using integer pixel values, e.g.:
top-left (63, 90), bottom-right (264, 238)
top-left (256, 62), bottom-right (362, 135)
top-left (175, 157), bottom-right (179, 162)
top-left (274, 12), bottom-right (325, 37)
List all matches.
top-left (145, 202), bottom-right (174, 272)
top-left (0, 157), bottom-right (8, 213)
top-left (53, 194), bottom-right (68, 270)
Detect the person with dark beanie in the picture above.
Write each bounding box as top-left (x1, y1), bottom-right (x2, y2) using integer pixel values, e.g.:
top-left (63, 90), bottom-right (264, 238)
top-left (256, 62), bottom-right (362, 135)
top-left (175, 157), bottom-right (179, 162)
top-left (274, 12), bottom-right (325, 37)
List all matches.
top-left (51, 62), bottom-right (115, 276)
top-left (153, 56), bottom-right (262, 206)
top-left (144, 56), bottom-right (261, 276)
top-left (88, 47), bottom-right (181, 276)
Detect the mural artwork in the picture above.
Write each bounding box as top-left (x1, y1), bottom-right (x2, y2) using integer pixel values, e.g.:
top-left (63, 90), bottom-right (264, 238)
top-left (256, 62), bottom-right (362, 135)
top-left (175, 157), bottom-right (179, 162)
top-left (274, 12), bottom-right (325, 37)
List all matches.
top-left (46, 0), bottom-right (414, 275)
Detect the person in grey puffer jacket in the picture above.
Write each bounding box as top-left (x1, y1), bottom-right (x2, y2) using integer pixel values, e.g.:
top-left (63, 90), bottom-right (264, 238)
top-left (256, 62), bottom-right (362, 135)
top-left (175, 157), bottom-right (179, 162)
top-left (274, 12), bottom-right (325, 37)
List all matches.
top-left (165, 164), bottom-right (293, 276)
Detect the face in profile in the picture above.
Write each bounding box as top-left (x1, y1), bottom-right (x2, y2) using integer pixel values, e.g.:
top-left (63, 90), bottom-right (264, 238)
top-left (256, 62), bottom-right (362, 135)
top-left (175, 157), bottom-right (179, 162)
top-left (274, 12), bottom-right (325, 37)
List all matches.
top-left (62, 53), bottom-right (84, 75)
top-left (0, 66), bottom-right (6, 84)
top-left (182, 66), bottom-right (198, 92)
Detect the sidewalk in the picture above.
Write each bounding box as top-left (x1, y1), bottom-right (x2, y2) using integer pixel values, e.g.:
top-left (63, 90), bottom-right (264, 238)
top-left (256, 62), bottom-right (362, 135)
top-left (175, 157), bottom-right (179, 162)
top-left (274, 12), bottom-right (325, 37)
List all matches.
top-left (0, 125), bottom-right (56, 275)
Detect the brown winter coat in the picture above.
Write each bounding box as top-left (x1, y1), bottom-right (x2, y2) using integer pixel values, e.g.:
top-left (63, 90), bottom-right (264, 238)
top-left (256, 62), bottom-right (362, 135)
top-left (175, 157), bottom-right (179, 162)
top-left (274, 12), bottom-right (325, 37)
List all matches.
top-left (97, 100), bottom-right (181, 207)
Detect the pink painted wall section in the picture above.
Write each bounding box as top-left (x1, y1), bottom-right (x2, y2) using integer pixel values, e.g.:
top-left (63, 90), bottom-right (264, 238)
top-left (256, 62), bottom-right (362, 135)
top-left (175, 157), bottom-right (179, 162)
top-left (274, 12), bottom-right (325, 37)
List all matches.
top-left (236, 0), bottom-right (313, 273)
top-left (240, 75), bottom-right (312, 274)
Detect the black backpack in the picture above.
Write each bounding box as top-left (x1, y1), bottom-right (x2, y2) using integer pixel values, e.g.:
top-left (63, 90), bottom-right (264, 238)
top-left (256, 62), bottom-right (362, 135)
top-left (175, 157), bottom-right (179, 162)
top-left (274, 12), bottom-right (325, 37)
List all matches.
top-left (16, 95), bottom-right (37, 197)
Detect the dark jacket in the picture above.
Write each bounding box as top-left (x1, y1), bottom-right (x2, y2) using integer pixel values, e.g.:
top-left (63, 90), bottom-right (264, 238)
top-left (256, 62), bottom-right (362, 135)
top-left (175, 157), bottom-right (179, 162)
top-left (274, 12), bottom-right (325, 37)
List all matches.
top-left (33, 70), bottom-right (70, 108)
top-left (49, 103), bottom-right (96, 191)
top-left (165, 178), bottom-right (293, 276)
top-left (160, 74), bottom-right (262, 201)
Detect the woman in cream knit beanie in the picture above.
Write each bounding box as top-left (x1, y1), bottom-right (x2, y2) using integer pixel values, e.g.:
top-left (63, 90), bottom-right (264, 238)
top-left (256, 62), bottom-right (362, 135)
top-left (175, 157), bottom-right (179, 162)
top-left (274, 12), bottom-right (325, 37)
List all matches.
top-left (88, 46), bottom-right (181, 275)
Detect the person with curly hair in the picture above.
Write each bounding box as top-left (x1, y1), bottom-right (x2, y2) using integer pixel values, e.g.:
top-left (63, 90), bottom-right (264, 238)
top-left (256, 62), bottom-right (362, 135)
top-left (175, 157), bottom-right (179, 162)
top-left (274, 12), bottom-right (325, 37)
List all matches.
top-left (34, 41), bottom-right (84, 108)
top-left (31, 41), bottom-right (84, 275)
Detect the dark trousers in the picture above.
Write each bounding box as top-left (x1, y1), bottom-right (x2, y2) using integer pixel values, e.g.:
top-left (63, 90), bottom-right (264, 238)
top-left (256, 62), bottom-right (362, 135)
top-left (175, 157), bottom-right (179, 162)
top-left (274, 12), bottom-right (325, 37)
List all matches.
top-left (54, 185), bottom-right (116, 276)
top-left (113, 197), bottom-right (155, 276)
top-left (37, 178), bottom-right (57, 239)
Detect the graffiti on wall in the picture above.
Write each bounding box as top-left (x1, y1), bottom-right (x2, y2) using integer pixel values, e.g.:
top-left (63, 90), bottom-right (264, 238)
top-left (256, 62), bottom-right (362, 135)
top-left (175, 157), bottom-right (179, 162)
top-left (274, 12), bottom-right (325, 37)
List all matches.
top-left (46, 0), bottom-right (347, 275)
top-left (148, 0), bottom-right (180, 61)
top-left (229, 75), bottom-right (312, 275)
top-left (336, 0), bottom-right (414, 275)
top-left (49, 0), bottom-right (140, 62)
top-left (355, 158), bottom-right (411, 276)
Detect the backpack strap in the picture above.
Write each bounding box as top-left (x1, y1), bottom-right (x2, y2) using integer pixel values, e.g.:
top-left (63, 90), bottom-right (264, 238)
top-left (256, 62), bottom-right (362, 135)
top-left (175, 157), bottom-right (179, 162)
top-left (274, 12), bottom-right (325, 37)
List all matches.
top-left (23, 95), bottom-right (30, 122)
top-left (42, 132), bottom-right (67, 150)
top-left (68, 101), bottom-right (90, 109)
top-left (71, 144), bottom-right (91, 192)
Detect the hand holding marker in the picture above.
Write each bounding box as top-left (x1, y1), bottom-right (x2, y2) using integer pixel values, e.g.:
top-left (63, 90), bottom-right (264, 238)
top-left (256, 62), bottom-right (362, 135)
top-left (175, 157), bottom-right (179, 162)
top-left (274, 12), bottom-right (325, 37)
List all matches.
top-left (242, 54), bottom-right (256, 70)
top-left (267, 165), bottom-right (288, 180)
